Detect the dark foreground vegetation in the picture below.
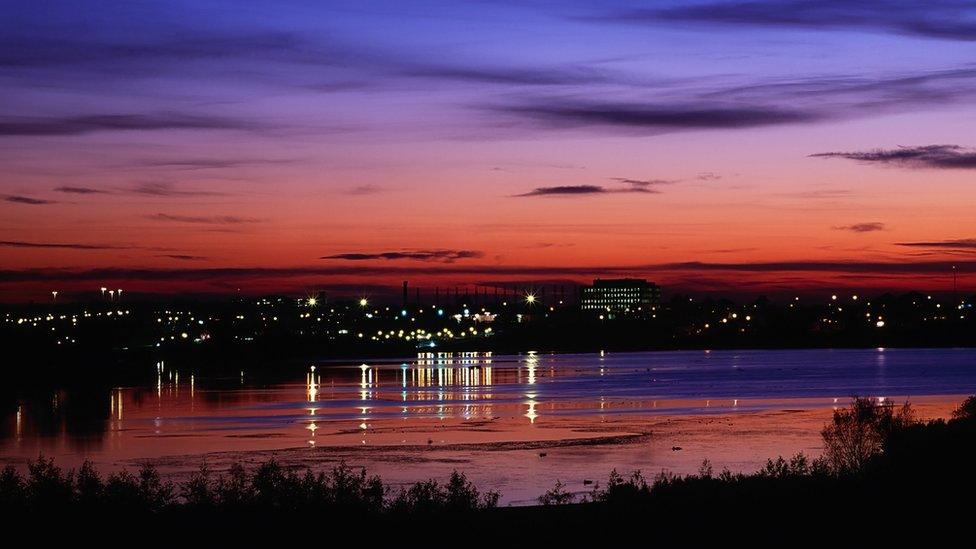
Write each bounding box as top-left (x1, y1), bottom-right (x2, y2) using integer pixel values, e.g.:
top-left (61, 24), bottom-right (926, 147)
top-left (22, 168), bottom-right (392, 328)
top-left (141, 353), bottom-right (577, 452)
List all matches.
top-left (2, 396), bottom-right (974, 542)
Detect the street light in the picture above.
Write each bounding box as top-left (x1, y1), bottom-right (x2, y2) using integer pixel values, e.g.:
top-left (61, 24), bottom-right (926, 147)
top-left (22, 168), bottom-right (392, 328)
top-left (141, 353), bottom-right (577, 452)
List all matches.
top-left (525, 293), bottom-right (536, 304)
top-left (100, 287), bottom-right (107, 299)
top-left (359, 298), bottom-right (368, 307)
top-left (51, 290), bottom-right (58, 302)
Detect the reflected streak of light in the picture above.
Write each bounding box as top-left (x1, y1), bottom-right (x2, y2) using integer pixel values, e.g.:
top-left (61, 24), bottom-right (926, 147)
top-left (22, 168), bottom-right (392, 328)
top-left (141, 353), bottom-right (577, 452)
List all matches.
top-left (307, 421), bottom-right (317, 447)
top-left (525, 355), bottom-right (538, 385)
top-left (307, 375), bottom-right (318, 403)
top-left (525, 400), bottom-right (538, 424)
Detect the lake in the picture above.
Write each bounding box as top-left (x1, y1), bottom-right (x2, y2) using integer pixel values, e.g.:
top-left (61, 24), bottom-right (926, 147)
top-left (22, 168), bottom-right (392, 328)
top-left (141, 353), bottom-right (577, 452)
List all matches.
top-left (3, 347), bottom-right (975, 504)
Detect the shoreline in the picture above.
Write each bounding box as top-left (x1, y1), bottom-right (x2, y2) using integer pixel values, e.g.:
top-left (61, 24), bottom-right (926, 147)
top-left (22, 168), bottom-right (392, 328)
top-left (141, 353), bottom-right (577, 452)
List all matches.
top-left (6, 394), bottom-right (957, 506)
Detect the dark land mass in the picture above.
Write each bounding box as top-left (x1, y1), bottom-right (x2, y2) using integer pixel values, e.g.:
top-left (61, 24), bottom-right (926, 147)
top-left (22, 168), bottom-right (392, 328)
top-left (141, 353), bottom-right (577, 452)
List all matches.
top-left (2, 290), bottom-right (974, 394)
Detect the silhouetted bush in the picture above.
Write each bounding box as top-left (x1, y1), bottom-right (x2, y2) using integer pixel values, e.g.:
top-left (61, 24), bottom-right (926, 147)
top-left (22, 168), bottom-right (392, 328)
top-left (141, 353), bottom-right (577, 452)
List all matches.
top-left (389, 471), bottom-right (498, 513)
top-left (953, 395), bottom-right (976, 420)
top-left (821, 396), bottom-right (916, 473)
top-left (589, 469), bottom-right (652, 505)
top-left (538, 480), bottom-right (575, 505)
top-left (0, 465), bottom-right (25, 508)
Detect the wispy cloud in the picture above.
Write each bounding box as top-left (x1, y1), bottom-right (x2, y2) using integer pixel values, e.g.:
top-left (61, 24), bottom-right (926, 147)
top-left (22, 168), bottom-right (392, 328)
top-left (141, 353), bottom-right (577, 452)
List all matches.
top-left (344, 184), bottom-right (386, 195)
top-left (811, 145), bottom-right (976, 169)
top-left (132, 158), bottom-right (294, 170)
top-left (0, 30), bottom-right (319, 68)
top-left (400, 64), bottom-right (613, 86)
top-left (598, 1), bottom-right (976, 42)
top-left (53, 186), bottom-right (108, 194)
top-left (494, 101), bottom-right (820, 133)
top-left (131, 182), bottom-right (224, 197)
top-left (0, 240), bottom-right (124, 250)
top-left (897, 238), bottom-right (976, 249)
top-left (782, 188), bottom-right (853, 200)
top-left (147, 213), bottom-right (261, 225)
top-left (322, 250), bottom-right (484, 263)
top-left (0, 113), bottom-right (260, 137)
top-left (489, 64), bottom-right (976, 136)
top-left (834, 222), bottom-right (886, 233)
top-left (158, 254), bottom-right (210, 261)
top-left (3, 195), bottom-right (56, 205)
top-left (515, 179), bottom-right (662, 197)
top-left (516, 185), bottom-right (606, 196)
top-left (610, 177), bottom-right (675, 187)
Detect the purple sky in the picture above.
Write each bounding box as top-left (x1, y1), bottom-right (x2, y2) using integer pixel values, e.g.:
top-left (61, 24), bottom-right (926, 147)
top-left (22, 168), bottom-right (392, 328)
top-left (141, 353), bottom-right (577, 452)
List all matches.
top-left (2, 1), bottom-right (976, 300)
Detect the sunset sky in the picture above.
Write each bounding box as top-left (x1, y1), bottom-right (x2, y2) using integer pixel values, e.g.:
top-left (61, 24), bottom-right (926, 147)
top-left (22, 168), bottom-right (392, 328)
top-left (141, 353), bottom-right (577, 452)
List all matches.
top-left (2, 0), bottom-right (976, 301)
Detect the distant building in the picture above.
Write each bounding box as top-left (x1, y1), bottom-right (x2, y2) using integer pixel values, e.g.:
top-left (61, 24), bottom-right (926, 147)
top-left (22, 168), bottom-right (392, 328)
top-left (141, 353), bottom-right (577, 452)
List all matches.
top-left (580, 278), bottom-right (660, 313)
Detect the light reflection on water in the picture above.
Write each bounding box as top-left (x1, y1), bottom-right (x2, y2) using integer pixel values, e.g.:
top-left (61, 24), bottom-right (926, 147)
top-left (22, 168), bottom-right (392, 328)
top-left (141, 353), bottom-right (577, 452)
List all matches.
top-left (2, 348), bottom-right (976, 465)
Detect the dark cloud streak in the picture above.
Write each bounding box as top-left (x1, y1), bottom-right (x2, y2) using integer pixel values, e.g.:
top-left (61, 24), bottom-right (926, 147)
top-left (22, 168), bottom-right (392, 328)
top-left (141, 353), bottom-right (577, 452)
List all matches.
top-left (131, 182), bottom-right (225, 197)
top-left (323, 250), bottom-right (484, 263)
top-left (0, 114), bottom-right (261, 137)
top-left (515, 180), bottom-right (663, 197)
top-left (605, 1), bottom-right (976, 42)
top-left (54, 186), bottom-right (108, 194)
top-left (812, 145), bottom-right (976, 169)
top-left (2, 259), bottom-right (973, 285)
top-left (495, 101), bottom-right (820, 131)
top-left (897, 238), bottom-right (976, 249)
top-left (3, 195), bottom-right (56, 205)
top-left (0, 240), bottom-right (124, 250)
top-left (147, 213), bottom-right (261, 225)
top-left (834, 222), bottom-right (886, 233)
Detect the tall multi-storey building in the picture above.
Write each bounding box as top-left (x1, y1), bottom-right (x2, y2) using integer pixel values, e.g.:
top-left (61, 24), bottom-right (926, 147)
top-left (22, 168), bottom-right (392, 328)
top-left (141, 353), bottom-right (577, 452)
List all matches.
top-left (580, 278), bottom-right (660, 314)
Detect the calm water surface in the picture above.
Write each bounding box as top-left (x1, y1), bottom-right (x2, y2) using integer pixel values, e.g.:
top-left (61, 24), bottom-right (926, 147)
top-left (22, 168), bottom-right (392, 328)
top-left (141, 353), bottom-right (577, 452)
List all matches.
top-left (3, 348), bottom-right (976, 466)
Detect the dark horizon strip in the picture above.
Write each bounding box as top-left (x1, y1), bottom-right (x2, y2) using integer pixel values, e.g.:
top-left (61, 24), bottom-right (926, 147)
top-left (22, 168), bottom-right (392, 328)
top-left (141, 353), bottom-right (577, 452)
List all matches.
top-left (0, 259), bottom-right (970, 284)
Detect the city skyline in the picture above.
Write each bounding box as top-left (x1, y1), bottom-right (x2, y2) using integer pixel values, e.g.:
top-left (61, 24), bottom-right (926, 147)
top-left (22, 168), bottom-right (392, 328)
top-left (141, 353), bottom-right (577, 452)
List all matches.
top-left (3, 1), bottom-right (976, 301)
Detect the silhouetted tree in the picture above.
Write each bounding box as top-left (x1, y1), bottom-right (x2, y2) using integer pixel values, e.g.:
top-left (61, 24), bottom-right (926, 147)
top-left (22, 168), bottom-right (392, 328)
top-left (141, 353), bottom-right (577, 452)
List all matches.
top-left (538, 480), bottom-right (575, 505)
top-left (821, 397), bottom-right (916, 474)
top-left (952, 395), bottom-right (976, 420)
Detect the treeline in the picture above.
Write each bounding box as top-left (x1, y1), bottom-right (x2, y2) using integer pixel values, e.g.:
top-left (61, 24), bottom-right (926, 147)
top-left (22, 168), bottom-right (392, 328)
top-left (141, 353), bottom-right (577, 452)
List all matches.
top-left (0, 459), bottom-right (498, 514)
